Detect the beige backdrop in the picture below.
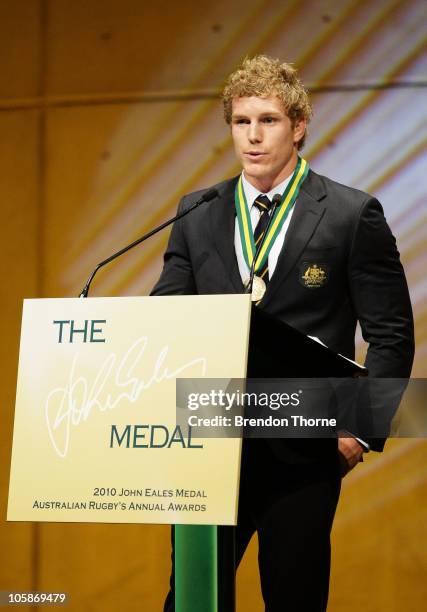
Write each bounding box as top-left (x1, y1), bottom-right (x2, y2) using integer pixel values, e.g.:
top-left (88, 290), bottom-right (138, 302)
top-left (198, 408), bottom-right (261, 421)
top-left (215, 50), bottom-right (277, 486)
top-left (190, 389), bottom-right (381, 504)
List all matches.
top-left (1, 1), bottom-right (426, 610)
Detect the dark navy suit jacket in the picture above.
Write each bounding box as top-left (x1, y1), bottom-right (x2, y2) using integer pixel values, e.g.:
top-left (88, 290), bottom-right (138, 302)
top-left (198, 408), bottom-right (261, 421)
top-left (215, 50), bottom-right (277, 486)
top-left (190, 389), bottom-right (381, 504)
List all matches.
top-left (152, 169), bottom-right (415, 454)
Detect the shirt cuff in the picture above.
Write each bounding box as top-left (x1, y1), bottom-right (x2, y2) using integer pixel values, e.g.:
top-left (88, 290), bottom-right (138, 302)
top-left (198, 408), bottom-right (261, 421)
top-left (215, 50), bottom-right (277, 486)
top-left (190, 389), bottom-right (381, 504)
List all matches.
top-left (355, 437), bottom-right (370, 452)
top-left (340, 430), bottom-right (370, 452)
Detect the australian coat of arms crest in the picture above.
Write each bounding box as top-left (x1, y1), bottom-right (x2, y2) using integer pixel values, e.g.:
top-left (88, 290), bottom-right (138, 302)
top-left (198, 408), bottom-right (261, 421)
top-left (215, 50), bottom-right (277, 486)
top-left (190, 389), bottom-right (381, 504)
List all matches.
top-left (300, 263), bottom-right (329, 288)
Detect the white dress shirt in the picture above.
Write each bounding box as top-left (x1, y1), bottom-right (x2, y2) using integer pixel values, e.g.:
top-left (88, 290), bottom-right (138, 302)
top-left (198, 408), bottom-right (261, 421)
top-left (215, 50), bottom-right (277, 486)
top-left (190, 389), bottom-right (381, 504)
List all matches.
top-left (234, 172), bottom-right (295, 284)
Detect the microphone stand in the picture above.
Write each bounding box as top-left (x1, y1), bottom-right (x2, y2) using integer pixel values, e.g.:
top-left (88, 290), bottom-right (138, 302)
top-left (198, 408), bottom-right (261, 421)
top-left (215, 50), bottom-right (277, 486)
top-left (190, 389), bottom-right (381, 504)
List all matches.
top-left (79, 189), bottom-right (218, 298)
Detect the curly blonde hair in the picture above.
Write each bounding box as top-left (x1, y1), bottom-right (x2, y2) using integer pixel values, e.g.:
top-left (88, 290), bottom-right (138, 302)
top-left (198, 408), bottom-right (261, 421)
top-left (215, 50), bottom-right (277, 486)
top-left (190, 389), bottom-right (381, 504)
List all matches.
top-left (222, 55), bottom-right (312, 149)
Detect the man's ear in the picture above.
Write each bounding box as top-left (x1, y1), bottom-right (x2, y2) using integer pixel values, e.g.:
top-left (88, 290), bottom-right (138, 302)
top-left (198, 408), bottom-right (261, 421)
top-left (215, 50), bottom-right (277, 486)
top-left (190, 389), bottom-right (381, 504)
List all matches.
top-left (293, 118), bottom-right (307, 145)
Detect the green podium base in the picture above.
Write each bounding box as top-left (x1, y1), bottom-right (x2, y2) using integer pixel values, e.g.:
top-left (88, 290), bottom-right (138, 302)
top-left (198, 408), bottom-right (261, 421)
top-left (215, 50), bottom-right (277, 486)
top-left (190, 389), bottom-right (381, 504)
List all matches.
top-left (175, 525), bottom-right (218, 612)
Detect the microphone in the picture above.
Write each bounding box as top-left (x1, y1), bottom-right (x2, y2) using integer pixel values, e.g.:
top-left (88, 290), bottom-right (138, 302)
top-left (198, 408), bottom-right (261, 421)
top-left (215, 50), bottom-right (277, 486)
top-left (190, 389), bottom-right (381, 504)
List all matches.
top-left (79, 188), bottom-right (219, 297)
top-left (246, 193), bottom-right (282, 296)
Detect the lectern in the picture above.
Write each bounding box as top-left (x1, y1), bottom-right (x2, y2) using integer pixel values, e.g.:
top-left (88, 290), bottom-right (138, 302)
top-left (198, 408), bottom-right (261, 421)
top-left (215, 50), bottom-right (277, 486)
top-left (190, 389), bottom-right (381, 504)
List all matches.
top-left (8, 295), bottom-right (364, 612)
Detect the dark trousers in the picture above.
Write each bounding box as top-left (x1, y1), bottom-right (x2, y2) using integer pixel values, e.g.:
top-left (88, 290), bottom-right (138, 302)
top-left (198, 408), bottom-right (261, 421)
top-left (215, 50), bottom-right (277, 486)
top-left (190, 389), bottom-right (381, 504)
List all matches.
top-left (164, 440), bottom-right (342, 612)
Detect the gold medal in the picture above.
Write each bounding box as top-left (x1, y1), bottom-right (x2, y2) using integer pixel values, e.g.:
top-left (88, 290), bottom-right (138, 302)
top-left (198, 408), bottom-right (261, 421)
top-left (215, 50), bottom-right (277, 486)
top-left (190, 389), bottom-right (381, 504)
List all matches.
top-left (251, 276), bottom-right (266, 302)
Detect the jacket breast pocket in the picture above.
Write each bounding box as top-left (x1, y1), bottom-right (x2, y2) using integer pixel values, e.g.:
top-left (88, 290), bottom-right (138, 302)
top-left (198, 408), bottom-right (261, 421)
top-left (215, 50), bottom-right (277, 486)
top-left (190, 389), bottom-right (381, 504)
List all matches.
top-left (297, 247), bottom-right (338, 289)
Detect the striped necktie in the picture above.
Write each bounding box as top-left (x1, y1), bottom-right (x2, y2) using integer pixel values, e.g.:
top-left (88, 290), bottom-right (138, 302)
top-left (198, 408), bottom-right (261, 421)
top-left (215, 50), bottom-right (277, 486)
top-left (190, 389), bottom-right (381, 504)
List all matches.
top-left (253, 195), bottom-right (272, 284)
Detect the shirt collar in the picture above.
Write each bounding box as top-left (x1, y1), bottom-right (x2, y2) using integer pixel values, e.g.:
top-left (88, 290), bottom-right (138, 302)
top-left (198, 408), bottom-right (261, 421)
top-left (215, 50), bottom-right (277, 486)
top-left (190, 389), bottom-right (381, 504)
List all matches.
top-left (241, 171), bottom-right (294, 208)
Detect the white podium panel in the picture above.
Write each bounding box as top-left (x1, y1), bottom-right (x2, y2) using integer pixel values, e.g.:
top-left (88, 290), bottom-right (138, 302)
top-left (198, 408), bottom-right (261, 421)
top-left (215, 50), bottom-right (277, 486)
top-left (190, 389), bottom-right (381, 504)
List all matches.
top-left (8, 295), bottom-right (251, 525)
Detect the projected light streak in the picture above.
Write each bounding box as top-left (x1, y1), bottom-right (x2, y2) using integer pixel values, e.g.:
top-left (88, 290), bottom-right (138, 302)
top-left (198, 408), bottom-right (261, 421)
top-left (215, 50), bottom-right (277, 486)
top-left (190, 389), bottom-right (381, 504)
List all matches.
top-left (399, 220), bottom-right (427, 263)
top-left (413, 346), bottom-right (427, 378)
top-left (290, 0), bottom-right (359, 70)
top-left (72, 112), bottom-right (424, 294)
top-left (310, 48), bottom-right (426, 162)
top-left (377, 196), bottom-right (427, 245)
top-left (66, 0), bottom-right (295, 259)
top-left (89, 233), bottom-right (170, 299)
top-left (73, 100), bottom-right (424, 296)
top-left (92, 158), bottom-right (242, 298)
top-left (235, 0), bottom-right (302, 63)
top-left (90, 0), bottom-right (267, 185)
top-left (320, 2), bottom-right (405, 81)
top-left (365, 19), bottom-right (425, 82)
top-left (178, 0), bottom-right (269, 89)
top-left (66, 127), bottom-right (233, 289)
top-left (379, 37), bottom-right (427, 85)
top-left (66, 108), bottom-right (226, 260)
top-left (66, 99), bottom-right (220, 260)
top-left (375, 152), bottom-right (427, 201)
top-left (311, 121), bottom-right (425, 200)
top-left (66, 0), bottom-right (384, 268)
top-left (310, 0), bottom-right (419, 86)
top-left (83, 102), bottom-right (198, 207)
top-left (69, 11), bottom-right (424, 272)
top-left (313, 95), bottom-right (425, 187)
top-left (367, 141), bottom-right (427, 197)
top-left (406, 279), bottom-right (427, 308)
top-left (393, 196), bottom-right (427, 234)
top-left (414, 345), bottom-right (427, 371)
top-left (404, 257), bottom-right (427, 294)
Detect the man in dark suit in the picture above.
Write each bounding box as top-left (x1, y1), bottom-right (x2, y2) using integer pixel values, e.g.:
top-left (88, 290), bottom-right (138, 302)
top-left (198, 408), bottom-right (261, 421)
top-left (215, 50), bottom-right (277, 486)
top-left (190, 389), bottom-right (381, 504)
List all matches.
top-left (152, 56), bottom-right (414, 611)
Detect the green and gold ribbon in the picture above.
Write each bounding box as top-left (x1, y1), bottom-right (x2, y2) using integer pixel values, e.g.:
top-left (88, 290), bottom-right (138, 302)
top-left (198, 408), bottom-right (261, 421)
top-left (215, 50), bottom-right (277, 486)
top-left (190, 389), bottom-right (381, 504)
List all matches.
top-left (235, 156), bottom-right (309, 273)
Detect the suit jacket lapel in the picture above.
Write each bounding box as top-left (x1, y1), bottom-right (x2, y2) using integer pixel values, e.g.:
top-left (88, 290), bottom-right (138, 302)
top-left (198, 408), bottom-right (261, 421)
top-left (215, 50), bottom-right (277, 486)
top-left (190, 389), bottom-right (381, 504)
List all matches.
top-left (262, 170), bottom-right (327, 307)
top-left (209, 176), bottom-right (245, 293)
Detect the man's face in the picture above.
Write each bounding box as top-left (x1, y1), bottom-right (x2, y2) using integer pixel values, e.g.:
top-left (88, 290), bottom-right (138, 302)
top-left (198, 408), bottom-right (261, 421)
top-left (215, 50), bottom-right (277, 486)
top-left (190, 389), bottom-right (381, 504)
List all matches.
top-left (230, 95), bottom-right (306, 192)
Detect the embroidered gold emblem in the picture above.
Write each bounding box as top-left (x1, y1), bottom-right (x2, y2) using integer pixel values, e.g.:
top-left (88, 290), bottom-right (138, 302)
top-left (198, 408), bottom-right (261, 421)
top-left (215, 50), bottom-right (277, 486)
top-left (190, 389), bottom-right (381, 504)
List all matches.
top-left (301, 263), bottom-right (328, 288)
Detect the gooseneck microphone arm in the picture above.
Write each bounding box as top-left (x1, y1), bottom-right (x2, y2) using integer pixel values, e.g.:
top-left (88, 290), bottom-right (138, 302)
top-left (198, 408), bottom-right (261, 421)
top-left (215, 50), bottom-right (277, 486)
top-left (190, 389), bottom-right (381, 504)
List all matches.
top-left (245, 193), bottom-right (282, 295)
top-left (79, 188), bottom-right (219, 298)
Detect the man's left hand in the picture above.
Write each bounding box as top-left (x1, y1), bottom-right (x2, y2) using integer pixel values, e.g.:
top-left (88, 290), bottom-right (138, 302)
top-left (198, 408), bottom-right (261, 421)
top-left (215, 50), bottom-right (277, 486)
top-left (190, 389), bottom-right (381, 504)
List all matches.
top-left (338, 437), bottom-right (364, 476)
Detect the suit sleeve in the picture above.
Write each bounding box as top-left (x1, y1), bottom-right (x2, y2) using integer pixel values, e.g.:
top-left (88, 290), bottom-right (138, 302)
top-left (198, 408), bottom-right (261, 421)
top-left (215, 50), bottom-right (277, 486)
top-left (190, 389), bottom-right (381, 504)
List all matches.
top-left (150, 196), bottom-right (197, 296)
top-left (348, 197), bottom-right (414, 378)
top-left (348, 198), bottom-right (414, 451)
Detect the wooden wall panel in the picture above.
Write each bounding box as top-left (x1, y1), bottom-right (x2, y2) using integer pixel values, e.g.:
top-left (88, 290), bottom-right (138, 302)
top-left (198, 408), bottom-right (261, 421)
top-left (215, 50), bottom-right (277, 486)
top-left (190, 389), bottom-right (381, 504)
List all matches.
top-left (38, 523), bottom-right (170, 611)
top-left (0, 0), bottom-right (41, 100)
top-left (45, 0), bottom-right (246, 96)
top-left (330, 439), bottom-right (427, 611)
top-left (0, 109), bottom-right (40, 591)
top-left (43, 99), bottom-right (232, 298)
top-left (43, 0), bottom-right (426, 98)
